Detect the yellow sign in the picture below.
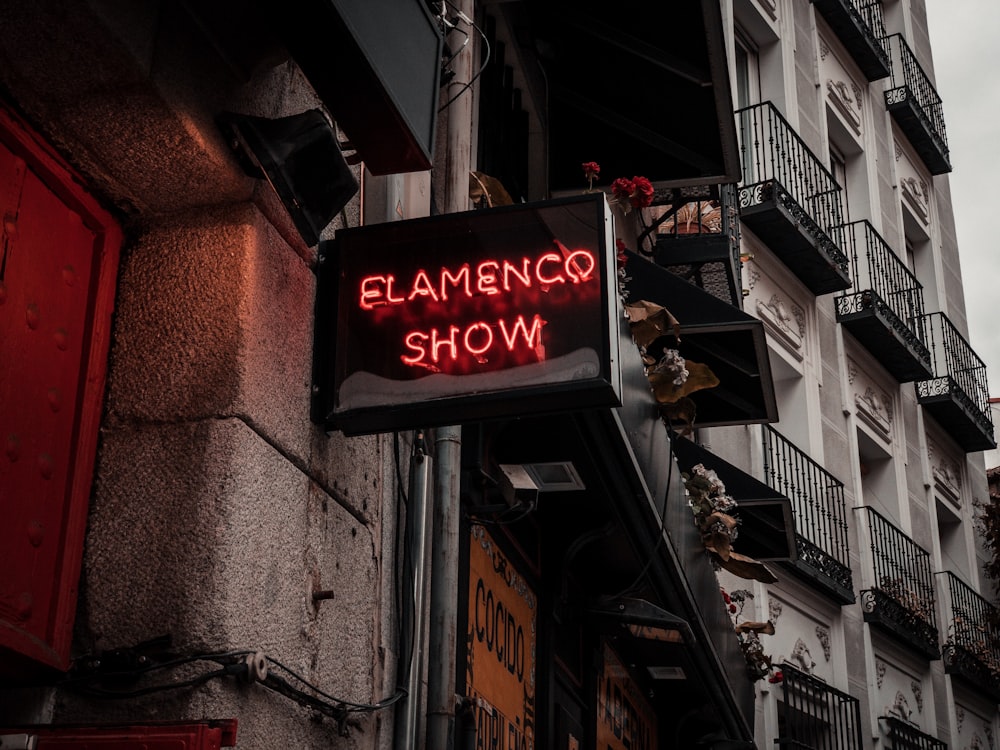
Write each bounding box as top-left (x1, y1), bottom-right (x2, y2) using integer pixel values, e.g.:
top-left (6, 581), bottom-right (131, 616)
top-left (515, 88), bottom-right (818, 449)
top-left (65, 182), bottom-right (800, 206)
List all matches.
top-left (466, 524), bottom-right (536, 750)
top-left (596, 643), bottom-right (657, 750)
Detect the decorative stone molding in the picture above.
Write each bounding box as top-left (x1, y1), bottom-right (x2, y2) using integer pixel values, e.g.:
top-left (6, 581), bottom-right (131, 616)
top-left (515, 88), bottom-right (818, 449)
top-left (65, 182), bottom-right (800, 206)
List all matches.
top-left (911, 681), bottom-right (923, 713)
top-left (757, 293), bottom-right (805, 360)
top-left (956, 706), bottom-right (965, 733)
top-left (933, 453), bottom-right (963, 508)
top-left (887, 691), bottom-right (911, 721)
top-left (769, 598), bottom-right (783, 623)
top-left (876, 659), bottom-right (886, 688)
top-left (851, 82), bottom-right (863, 108)
top-left (847, 361), bottom-right (859, 385)
top-left (827, 79), bottom-right (862, 134)
top-left (855, 386), bottom-right (893, 440)
top-left (755, 0), bottom-right (778, 20)
top-left (788, 638), bottom-right (816, 674)
top-left (984, 722), bottom-right (993, 749)
top-left (746, 264), bottom-right (760, 291)
top-left (901, 175), bottom-right (930, 224)
top-left (815, 625), bottom-right (831, 662)
top-left (819, 37), bottom-right (830, 61)
top-left (972, 732), bottom-right (984, 750)
top-left (894, 142), bottom-right (903, 161)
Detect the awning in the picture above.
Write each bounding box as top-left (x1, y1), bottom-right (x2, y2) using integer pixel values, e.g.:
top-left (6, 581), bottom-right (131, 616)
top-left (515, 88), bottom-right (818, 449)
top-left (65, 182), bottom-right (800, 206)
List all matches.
top-left (623, 249), bottom-right (778, 428)
top-left (670, 434), bottom-right (797, 563)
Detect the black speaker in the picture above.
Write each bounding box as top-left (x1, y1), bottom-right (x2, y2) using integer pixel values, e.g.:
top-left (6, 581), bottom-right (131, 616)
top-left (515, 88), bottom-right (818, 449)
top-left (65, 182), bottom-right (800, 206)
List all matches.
top-left (217, 109), bottom-right (358, 246)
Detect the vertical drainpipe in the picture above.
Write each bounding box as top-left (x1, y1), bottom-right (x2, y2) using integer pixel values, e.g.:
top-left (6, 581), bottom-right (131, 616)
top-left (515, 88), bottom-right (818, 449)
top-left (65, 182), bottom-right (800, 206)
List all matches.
top-left (426, 1), bottom-right (474, 748)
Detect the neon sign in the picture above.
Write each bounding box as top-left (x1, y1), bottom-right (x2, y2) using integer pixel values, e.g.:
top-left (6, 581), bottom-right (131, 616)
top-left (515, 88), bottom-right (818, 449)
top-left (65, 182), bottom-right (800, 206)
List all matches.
top-left (314, 193), bottom-right (621, 435)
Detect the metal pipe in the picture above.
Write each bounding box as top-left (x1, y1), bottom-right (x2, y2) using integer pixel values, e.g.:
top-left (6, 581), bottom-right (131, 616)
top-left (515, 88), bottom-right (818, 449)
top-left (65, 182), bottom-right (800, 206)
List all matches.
top-left (426, 425), bottom-right (463, 750)
top-left (427, 2), bottom-right (474, 744)
top-left (396, 445), bottom-right (433, 748)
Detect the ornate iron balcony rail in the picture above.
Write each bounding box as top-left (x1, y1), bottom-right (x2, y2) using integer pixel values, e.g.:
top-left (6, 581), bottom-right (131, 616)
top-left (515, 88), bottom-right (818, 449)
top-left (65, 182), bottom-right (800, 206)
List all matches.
top-left (883, 34), bottom-right (949, 167)
top-left (917, 311), bottom-right (993, 433)
top-left (735, 101), bottom-right (847, 251)
top-left (939, 571), bottom-right (1000, 696)
top-left (834, 220), bottom-right (931, 380)
top-left (778, 663), bottom-right (864, 750)
top-left (857, 506), bottom-right (938, 657)
top-left (840, 221), bottom-right (925, 334)
top-left (762, 426), bottom-right (853, 599)
top-left (812, 0), bottom-right (891, 80)
top-left (881, 716), bottom-right (947, 750)
top-left (646, 183), bottom-right (744, 307)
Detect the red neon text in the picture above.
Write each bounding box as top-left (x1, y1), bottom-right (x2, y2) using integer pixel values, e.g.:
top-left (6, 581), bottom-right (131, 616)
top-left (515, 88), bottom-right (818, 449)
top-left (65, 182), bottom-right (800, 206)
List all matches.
top-left (401, 315), bottom-right (545, 367)
top-left (359, 247), bottom-right (597, 310)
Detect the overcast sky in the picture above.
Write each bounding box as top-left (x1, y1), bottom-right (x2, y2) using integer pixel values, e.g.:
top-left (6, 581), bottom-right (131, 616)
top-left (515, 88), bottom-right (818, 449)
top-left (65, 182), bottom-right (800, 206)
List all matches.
top-left (925, 3), bottom-right (1000, 397)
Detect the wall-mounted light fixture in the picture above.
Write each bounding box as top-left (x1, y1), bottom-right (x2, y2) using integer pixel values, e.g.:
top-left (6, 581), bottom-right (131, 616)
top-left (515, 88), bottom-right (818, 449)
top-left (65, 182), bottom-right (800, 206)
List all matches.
top-left (217, 109), bottom-right (358, 246)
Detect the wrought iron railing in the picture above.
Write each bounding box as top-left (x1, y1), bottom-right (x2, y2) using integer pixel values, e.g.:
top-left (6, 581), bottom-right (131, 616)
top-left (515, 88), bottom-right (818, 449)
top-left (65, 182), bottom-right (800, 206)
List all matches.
top-left (857, 506), bottom-right (938, 656)
top-left (835, 220), bottom-right (929, 349)
top-left (777, 664), bottom-right (864, 750)
top-left (883, 34), bottom-right (949, 156)
top-left (916, 312), bottom-right (993, 434)
top-left (762, 426), bottom-right (852, 596)
top-left (645, 183), bottom-right (743, 307)
top-left (849, 0), bottom-right (889, 43)
top-left (735, 101), bottom-right (847, 254)
top-left (881, 716), bottom-right (947, 750)
top-left (939, 571), bottom-right (1000, 694)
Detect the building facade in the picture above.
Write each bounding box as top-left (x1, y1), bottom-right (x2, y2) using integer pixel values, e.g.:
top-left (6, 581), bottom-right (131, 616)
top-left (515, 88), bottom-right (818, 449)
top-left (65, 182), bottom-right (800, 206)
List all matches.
top-left (0, 1), bottom-right (996, 750)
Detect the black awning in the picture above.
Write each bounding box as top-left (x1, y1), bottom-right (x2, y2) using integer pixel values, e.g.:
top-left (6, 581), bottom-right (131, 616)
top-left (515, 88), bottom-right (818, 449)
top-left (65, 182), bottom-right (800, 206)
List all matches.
top-left (530, 0), bottom-right (741, 194)
top-left (670, 434), bottom-right (797, 563)
top-left (623, 250), bottom-right (778, 428)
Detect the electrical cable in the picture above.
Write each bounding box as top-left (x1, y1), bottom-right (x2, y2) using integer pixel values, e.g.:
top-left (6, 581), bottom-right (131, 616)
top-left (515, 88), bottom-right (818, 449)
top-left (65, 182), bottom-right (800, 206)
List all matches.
top-left (436, 0), bottom-right (491, 112)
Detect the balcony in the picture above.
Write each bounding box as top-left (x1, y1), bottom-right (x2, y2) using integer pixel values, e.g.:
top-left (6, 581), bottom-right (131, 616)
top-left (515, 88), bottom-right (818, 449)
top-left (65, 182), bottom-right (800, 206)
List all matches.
top-left (834, 221), bottom-right (933, 382)
top-left (644, 183), bottom-right (744, 309)
top-left (883, 34), bottom-right (950, 175)
top-left (939, 571), bottom-right (1000, 700)
top-left (762, 426), bottom-right (854, 603)
top-left (735, 102), bottom-right (851, 295)
top-left (857, 506), bottom-right (938, 659)
top-left (914, 312), bottom-right (995, 452)
top-left (776, 664), bottom-right (864, 750)
top-left (880, 716), bottom-right (947, 750)
top-left (811, 0), bottom-right (891, 81)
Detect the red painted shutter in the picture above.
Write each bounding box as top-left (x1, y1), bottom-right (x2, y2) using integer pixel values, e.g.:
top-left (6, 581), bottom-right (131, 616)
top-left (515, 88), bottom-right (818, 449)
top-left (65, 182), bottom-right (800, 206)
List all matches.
top-left (0, 106), bottom-right (122, 675)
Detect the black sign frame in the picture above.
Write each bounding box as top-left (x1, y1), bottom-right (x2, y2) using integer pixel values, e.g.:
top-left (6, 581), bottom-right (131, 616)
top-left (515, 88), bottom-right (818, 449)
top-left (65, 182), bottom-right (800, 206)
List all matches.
top-left (312, 193), bottom-right (622, 435)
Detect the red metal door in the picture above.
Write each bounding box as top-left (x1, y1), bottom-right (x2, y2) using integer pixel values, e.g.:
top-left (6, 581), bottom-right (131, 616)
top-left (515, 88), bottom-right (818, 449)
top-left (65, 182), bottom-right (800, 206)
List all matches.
top-left (0, 720), bottom-right (238, 750)
top-left (0, 106), bottom-right (122, 676)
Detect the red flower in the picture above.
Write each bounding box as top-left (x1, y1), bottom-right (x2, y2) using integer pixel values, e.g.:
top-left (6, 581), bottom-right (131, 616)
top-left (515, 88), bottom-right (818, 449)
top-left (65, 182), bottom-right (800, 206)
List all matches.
top-left (629, 176), bottom-right (654, 209)
top-left (615, 238), bottom-right (629, 264)
top-left (729, 603), bottom-right (738, 614)
top-left (611, 177), bottom-right (634, 204)
top-left (768, 670), bottom-right (784, 684)
top-left (610, 176), bottom-right (655, 210)
top-left (582, 161), bottom-right (601, 181)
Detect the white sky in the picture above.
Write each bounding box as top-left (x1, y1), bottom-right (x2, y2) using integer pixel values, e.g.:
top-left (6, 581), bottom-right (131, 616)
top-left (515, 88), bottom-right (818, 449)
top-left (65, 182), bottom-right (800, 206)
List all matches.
top-left (925, 3), bottom-right (1000, 399)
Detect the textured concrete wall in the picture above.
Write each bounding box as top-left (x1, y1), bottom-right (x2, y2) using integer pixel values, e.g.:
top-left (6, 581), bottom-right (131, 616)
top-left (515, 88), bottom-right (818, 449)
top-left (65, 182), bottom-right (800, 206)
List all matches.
top-left (0, 2), bottom-right (399, 747)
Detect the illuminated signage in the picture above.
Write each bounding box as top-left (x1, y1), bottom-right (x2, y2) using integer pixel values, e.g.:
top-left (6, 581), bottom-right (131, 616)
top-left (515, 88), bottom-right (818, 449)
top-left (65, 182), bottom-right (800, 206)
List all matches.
top-left (314, 193), bottom-right (621, 435)
top-left (597, 643), bottom-right (658, 750)
top-left (466, 524), bottom-right (536, 750)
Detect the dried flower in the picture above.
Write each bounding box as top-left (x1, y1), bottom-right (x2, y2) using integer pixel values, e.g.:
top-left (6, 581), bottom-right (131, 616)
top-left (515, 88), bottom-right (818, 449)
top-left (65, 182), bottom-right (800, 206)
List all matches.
top-left (651, 348), bottom-right (689, 387)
